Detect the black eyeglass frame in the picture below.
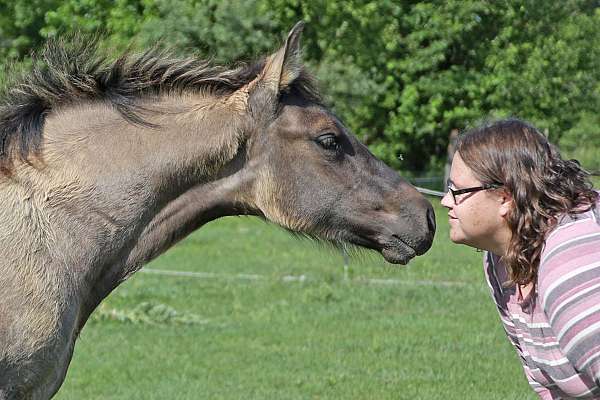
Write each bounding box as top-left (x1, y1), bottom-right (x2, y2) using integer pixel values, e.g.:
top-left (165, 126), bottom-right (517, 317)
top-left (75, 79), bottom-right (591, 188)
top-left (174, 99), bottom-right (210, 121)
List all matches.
top-left (446, 182), bottom-right (503, 203)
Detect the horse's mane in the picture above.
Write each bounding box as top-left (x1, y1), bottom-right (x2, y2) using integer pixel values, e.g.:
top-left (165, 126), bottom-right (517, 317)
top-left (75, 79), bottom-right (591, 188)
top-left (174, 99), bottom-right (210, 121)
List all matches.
top-left (0, 37), bottom-right (321, 173)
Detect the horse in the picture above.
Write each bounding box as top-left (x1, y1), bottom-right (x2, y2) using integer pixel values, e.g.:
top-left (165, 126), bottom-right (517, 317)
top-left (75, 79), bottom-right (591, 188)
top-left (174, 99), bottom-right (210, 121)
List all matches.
top-left (0, 23), bottom-right (435, 399)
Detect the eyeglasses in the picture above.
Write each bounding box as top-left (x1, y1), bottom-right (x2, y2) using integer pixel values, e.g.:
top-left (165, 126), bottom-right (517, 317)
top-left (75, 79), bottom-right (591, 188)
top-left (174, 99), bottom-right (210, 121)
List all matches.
top-left (446, 180), bottom-right (503, 204)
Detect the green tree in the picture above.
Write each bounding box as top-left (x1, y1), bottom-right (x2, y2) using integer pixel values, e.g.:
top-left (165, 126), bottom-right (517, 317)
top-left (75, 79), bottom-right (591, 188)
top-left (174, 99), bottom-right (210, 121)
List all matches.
top-left (559, 112), bottom-right (600, 175)
top-left (41, 0), bottom-right (159, 51)
top-left (135, 0), bottom-right (279, 61)
top-left (0, 0), bottom-right (59, 60)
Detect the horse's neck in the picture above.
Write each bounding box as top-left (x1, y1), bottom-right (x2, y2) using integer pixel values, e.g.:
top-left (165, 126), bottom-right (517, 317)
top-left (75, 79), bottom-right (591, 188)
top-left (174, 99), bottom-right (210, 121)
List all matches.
top-left (5, 93), bottom-right (251, 309)
top-left (45, 94), bottom-right (246, 190)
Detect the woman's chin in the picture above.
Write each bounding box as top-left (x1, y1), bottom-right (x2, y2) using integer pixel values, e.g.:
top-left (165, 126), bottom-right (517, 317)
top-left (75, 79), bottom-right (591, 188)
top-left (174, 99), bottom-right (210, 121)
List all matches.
top-left (450, 234), bottom-right (482, 251)
top-left (448, 229), bottom-right (466, 245)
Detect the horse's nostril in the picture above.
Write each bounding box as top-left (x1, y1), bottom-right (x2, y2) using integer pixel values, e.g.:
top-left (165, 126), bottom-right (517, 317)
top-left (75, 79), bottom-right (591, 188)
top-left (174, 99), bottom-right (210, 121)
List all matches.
top-left (427, 207), bottom-right (436, 233)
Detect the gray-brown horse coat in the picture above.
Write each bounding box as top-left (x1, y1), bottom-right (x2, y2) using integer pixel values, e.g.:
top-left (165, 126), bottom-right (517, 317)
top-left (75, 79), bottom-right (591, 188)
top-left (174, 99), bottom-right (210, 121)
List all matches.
top-left (0, 23), bottom-right (435, 399)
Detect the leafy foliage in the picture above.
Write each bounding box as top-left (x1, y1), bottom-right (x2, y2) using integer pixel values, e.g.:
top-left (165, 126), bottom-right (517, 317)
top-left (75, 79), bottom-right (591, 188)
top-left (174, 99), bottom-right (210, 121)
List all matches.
top-left (559, 111), bottom-right (600, 188)
top-left (1, 0), bottom-right (598, 175)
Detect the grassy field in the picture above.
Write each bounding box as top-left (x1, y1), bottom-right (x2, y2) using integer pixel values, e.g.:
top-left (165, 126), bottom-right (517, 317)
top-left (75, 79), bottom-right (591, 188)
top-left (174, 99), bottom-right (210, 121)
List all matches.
top-left (55, 199), bottom-right (536, 400)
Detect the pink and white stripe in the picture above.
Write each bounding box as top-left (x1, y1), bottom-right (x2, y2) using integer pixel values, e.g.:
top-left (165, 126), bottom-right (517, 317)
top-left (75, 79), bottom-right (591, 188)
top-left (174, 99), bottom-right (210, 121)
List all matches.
top-left (484, 202), bottom-right (600, 399)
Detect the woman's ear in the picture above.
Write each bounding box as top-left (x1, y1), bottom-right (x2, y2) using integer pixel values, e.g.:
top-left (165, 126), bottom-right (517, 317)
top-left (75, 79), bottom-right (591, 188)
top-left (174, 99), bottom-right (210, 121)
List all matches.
top-left (498, 190), bottom-right (513, 218)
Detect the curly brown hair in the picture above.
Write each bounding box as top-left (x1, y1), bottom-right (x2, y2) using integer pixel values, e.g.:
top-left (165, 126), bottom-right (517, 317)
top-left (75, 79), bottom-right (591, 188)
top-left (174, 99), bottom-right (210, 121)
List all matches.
top-left (457, 118), bottom-right (598, 286)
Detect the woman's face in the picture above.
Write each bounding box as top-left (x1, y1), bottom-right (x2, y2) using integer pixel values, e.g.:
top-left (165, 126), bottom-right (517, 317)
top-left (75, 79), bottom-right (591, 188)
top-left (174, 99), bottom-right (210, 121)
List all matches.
top-left (441, 152), bottom-right (512, 254)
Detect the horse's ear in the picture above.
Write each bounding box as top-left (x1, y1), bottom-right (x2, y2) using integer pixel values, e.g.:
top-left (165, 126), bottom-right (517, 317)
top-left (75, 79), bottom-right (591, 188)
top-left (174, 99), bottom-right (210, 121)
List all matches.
top-left (237, 22), bottom-right (304, 115)
top-left (261, 21), bottom-right (304, 92)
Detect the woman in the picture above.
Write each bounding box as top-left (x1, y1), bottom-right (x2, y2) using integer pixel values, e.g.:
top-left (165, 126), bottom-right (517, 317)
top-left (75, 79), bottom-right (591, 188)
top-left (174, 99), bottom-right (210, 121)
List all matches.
top-left (441, 118), bottom-right (600, 399)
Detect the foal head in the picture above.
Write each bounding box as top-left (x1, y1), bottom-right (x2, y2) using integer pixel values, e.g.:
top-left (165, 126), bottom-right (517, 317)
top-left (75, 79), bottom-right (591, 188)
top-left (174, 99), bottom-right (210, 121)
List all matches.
top-left (233, 23), bottom-right (435, 264)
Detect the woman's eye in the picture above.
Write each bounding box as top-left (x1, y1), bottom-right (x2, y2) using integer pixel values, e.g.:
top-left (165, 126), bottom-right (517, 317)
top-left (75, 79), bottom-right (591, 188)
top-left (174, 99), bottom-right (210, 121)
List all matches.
top-left (316, 133), bottom-right (340, 151)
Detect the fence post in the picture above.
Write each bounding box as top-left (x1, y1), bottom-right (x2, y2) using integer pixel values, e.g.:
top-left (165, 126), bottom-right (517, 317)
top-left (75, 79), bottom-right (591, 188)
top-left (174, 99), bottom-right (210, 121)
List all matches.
top-left (443, 129), bottom-right (459, 190)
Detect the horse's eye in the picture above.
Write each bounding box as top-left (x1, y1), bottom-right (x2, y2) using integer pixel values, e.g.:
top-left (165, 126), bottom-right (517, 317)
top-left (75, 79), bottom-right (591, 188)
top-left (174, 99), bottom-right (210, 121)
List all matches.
top-left (315, 133), bottom-right (340, 151)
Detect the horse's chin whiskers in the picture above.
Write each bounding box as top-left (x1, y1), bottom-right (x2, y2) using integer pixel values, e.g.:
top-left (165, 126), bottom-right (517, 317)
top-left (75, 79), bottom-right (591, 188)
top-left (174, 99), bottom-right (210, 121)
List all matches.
top-left (309, 226), bottom-right (346, 247)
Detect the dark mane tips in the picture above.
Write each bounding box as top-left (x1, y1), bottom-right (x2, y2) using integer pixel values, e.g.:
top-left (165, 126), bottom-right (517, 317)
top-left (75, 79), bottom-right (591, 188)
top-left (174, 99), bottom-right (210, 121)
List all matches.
top-left (0, 37), bottom-right (322, 174)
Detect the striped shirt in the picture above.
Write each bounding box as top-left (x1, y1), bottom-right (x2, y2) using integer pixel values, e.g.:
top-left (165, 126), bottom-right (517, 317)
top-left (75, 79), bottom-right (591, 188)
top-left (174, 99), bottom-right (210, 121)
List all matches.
top-left (484, 201), bottom-right (600, 399)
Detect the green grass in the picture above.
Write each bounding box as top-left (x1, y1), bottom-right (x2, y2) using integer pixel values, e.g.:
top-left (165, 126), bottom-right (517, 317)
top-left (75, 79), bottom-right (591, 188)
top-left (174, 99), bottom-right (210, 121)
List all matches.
top-left (55, 199), bottom-right (536, 400)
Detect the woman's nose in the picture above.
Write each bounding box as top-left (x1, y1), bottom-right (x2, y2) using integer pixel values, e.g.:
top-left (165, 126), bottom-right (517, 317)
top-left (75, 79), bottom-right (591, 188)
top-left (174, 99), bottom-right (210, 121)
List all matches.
top-left (440, 191), bottom-right (453, 208)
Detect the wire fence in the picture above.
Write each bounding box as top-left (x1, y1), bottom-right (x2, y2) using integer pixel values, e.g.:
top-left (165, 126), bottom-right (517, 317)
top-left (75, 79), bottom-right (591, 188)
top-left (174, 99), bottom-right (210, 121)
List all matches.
top-left (409, 176), bottom-right (446, 198)
top-left (416, 186), bottom-right (445, 198)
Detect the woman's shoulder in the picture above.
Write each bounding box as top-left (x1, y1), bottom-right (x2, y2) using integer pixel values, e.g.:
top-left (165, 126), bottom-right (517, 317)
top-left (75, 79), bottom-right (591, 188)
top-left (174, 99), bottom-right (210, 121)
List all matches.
top-left (538, 201), bottom-right (600, 309)
top-left (544, 201), bottom-right (600, 254)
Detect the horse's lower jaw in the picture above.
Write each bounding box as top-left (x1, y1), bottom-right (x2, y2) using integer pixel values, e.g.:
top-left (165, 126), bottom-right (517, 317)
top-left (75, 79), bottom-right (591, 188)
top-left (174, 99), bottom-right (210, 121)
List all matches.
top-left (343, 233), bottom-right (417, 265)
top-left (381, 242), bottom-right (417, 265)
